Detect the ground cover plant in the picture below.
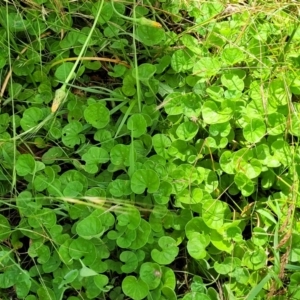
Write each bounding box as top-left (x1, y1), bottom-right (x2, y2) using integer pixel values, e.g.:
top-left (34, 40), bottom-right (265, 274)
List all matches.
top-left (1, 0), bottom-right (300, 299)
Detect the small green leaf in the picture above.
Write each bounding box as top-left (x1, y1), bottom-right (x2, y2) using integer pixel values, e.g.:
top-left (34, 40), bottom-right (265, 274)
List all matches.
top-left (133, 63), bottom-right (156, 81)
top-left (267, 113), bottom-right (285, 135)
top-left (131, 169), bottom-right (160, 194)
top-left (140, 262), bottom-right (162, 290)
top-left (127, 114), bottom-right (147, 138)
top-left (62, 121), bottom-right (84, 147)
top-left (193, 57), bottom-right (221, 78)
top-left (171, 49), bottom-right (195, 73)
top-left (94, 274), bottom-right (109, 290)
top-left (16, 154), bottom-right (36, 176)
top-left (202, 101), bottom-right (233, 124)
top-left (20, 107), bottom-right (44, 131)
top-left (82, 147), bottom-right (109, 174)
top-left (109, 179), bottom-right (132, 197)
top-left (110, 144), bottom-right (131, 166)
top-left (120, 251), bottom-right (139, 273)
top-left (122, 276), bottom-right (149, 300)
top-left (234, 172), bottom-right (255, 196)
top-left (55, 62), bottom-right (74, 81)
top-left (152, 134), bottom-right (171, 158)
top-left (187, 235), bottom-right (208, 260)
top-left (176, 121), bottom-right (198, 140)
top-left (84, 103), bottom-right (110, 129)
top-left (151, 236), bottom-right (179, 265)
top-left (76, 215), bottom-right (103, 239)
top-left (242, 247), bottom-right (267, 270)
top-left (136, 25), bottom-right (165, 46)
top-left (243, 118), bottom-right (266, 143)
top-left (221, 47), bottom-right (245, 65)
top-left (181, 34), bottom-right (203, 55)
top-left (164, 93), bottom-right (184, 115)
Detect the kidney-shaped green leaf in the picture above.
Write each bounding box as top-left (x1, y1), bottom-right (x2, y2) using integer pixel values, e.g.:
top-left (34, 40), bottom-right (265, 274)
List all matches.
top-left (131, 169), bottom-right (160, 194)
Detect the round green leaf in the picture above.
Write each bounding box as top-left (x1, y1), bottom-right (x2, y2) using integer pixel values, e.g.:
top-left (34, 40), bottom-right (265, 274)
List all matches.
top-left (127, 114), bottom-right (147, 138)
top-left (120, 251), bottom-right (139, 273)
top-left (152, 134), bottom-right (171, 158)
top-left (62, 121), bottom-right (84, 147)
top-left (151, 236), bottom-right (179, 265)
top-left (110, 144), bottom-right (131, 166)
top-left (164, 92), bottom-right (184, 115)
top-left (140, 262), bottom-right (162, 290)
top-left (202, 101), bottom-right (233, 124)
top-left (82, 147), bottom-right (109, 174)
top-left (267, 112), bottom-right (285, 135)
top-left (221, 47), bottom-right (245, 65)
top-left (20, 107), bottom-right (44, 131)
top-left (131, 169), bottom-right (160, 194)
top-left (16, 154), bottom-right (36, 176)
top-left (234, 172), bottom-right (255, 196)
top-left (193, 57), bottom-right (221, 78)
top-left (176, 121), bottom-right (198, 141)
top-left (84, 103), bottom-right (110, 129)
top-left (242, 247), bottom-right (267, 270)
top-left (122, 276), bottom-right (149, 300)
top-left (133, 63), bottom-right (156, 81)
top-left (136, 25), bottom-right (165, 46)
top-left (171, 49), bottom-right (195, 73)
top-left (76, 215), bottom-right (103, 239)
top-left (243, 118), bottom-right (266, 143)
top-left (187, 235), bottom-right (208, 260)
top-left (55, 62), bottom-right (74, 81)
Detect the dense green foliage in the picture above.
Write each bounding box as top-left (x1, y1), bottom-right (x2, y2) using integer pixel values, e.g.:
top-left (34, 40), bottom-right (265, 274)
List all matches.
top-left (1, 0), bottom-right (300, 299)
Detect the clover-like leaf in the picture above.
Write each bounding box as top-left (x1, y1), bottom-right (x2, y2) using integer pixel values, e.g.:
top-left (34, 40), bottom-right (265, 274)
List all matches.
top-left (76, 215), bottom-right (103, 239)
top-left (131, 169), bottom-right (160, 194)
top-left (16, 154), bottom-right (36, 176)
top-left (28, 241), bottom-right (50, 264)
top-left (234, 172), bottom-right (255, 196)
top-left (129, 219), bottom-right (151, 249)
top-left (171, 49), bottom-right (195, 73)
top-left (187, 235), bottom-right (208, 260)
top-left (82, 146), bottom-right (109, 174)
top-left (267, 112), bottom-right (285, 135)
top-left (221, 72), bottom-right (244, 91)
top-left (55, 62), bottom-right (74, 81)
top-left (84, 102), bottom-right (110, 129)
top-left (108, 179), bottom-right (132, 197)
top-left (221, 47), bottom-right (245, 65)
top-left (62, 121), bottom-right (84, 147)
top-left (193, 57), bottom-right (221, 78)
top-left (127, 114), bottom-right (147, 137)
top-left (202, 199), bottom-right (228, 229)
top-left (152, 134), bottom-right (171, 158)
top-left (163, 92), bottom-right (184, 115)
top-left (133, 63), bottom-right (156, 81)
top-left (242, 247), bottom-right (267, 270)
top-left (176, 121), bottom-right (198, 141)
top-left (20, 107), bottom-right (44, 131)
top-left (202, 101), bottom-right (233, 124)
top-left (120, 251), bottom-right (139, 273)
top-left (110, 144), bottom-right (131, 166)
top-left (243, 118), bottom-right (266, 143)
top-left (122, 276), bottom-right (149, 300)
top-left (140, 262), bottom-right (162, 290)
top-left (181, 34), bottom-right (203, 55)
top-left (136, 25), bottom-right (165, 46)
top-left (151, 236), bottom-right (179, 265)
